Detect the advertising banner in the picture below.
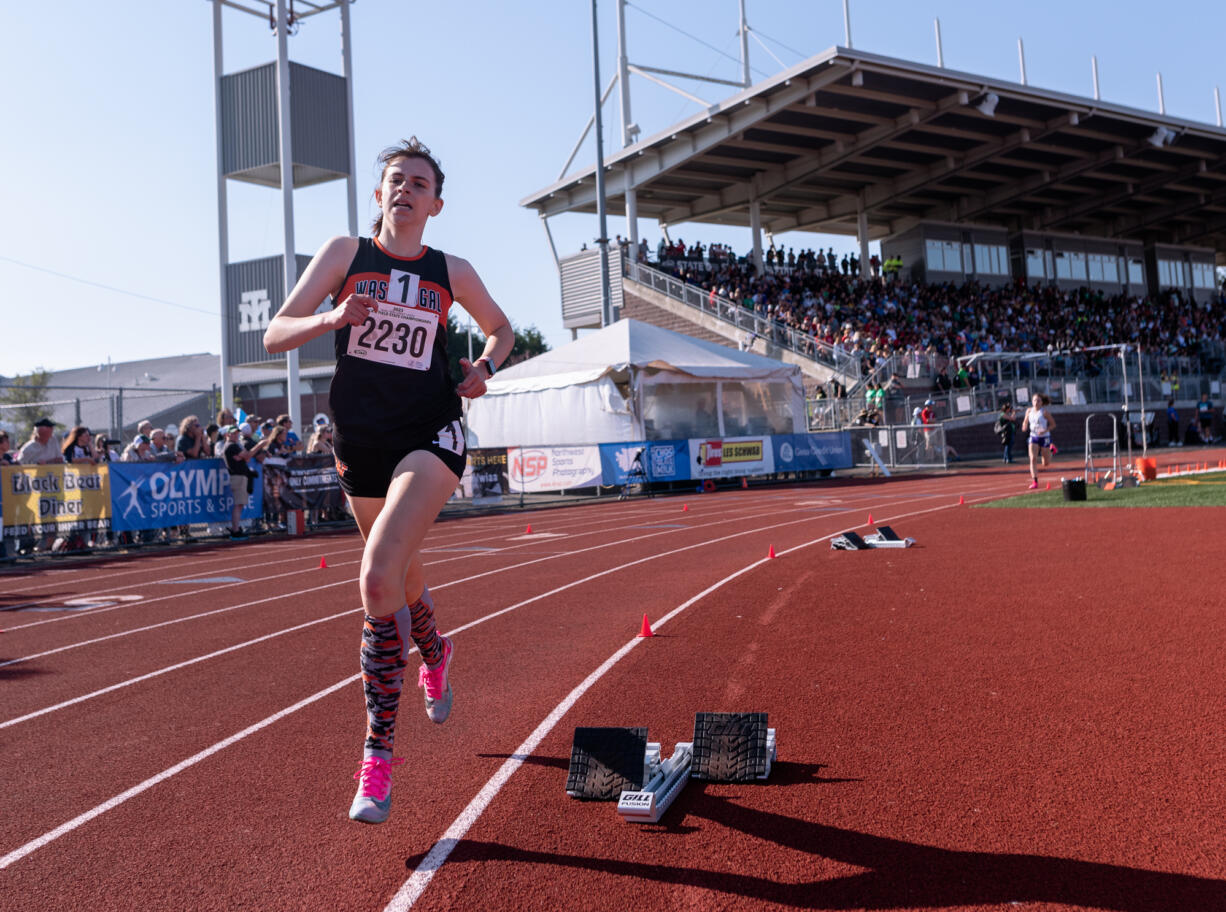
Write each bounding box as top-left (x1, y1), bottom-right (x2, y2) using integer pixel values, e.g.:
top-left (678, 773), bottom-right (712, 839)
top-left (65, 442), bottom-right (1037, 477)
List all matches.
top-left (506, 446), bottom-right (603, 494)
top-left (689, 436), bottom-right (775, 479)
top-left (468, 448), bottom-right (509, 504)
top-left (1, 465), bottom-right (110, 538)
top-left (273, 455), bottom-right (345, 512)
top-left (771, 432), bottom-right (854, 472)
top-left (108, 459), bottom-right (263, 532)
top-left (598, 440), bottom-right (691, 486)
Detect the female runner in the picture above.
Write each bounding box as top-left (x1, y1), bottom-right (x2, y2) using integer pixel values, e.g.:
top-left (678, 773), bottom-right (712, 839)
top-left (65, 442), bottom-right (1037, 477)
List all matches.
top-left (264, 138), bottom-right (512, 824)
top-left (1020, 392), bottom-right (1056, 489)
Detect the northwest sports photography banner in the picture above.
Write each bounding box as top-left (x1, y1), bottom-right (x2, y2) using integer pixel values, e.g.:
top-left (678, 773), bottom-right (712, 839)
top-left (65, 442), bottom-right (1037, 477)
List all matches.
top-left (506, 446), bottom-right (603, 494)
top-left (107, 459), bottom-right (263, 532)
top-left (1, 464), bottom-right (110, 538)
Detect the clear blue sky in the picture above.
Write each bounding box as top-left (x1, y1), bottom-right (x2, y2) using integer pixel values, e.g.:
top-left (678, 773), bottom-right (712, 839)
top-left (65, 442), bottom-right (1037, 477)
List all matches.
top-left (2, 0), bottom-right (1223, 376)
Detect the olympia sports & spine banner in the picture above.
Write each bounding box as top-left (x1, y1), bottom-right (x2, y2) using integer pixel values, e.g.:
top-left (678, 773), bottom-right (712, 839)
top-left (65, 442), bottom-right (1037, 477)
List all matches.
top-left (506, 446), bottom-right (603, 494)
top-left (107, 459), bottom-right (264, 532)
top-left (1, 465), bottom-right (110, 539)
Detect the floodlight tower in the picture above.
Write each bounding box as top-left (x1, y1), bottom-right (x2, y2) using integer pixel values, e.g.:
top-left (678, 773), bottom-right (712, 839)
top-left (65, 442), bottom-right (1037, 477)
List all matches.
top-left (210, 0), bottom-right (359, 430)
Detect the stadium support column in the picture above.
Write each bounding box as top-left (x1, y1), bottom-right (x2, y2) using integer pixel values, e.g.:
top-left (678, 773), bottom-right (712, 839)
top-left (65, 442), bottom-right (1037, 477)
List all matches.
top-left (857, 206), bottom-right (870, 278)
top-left (591, 0), bottom-right (612, 327)
top-left (275, 0), bottom-right (302, 430)
top-left (340, 0), bottom-right (359, 236)
top-left (749, 199), bottom-right (763, 274)
top-left (212, 1), bottom-right (233, 412)
top-left (616, 0), bottom-right (637, 256)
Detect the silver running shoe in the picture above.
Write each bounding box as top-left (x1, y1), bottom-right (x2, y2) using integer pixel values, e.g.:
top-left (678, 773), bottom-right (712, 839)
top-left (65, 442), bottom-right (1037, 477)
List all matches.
top-left (418, 636), bottom-right (454, 724)
top-left (349, 756), bottom-right (404, 824)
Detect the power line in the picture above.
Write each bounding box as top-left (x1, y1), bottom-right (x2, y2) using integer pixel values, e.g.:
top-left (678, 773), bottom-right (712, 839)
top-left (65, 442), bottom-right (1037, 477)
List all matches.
top-left (0, 254), bottom-right (220, 319)
top-left (625, 2), bottom-right (774, 81)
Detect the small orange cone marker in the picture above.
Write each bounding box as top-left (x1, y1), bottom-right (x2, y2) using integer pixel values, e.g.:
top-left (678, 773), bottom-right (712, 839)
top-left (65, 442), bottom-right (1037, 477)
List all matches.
top-left (1046, 481), bottom-right (1051, 490)
top-left (741, 476), bottom-right (748, 489)
top-left (319, 557), bottom-right (328, 569)
top-left (867, 513), bottom-right (874, 525)
top-left (525, 524), bottom-right (532, 534)
top-left (958, 494), bottom-right (965, 506)
top-left (682, 503), bottom-right (688, 512)
top-left (637, 613), bottom-right (655, 638)
top-left (768, 544), bottom-right (777, 559)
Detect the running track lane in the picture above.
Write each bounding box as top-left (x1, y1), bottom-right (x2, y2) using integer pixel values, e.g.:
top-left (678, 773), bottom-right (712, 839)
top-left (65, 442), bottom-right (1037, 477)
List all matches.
top-left (7, 471), bottom-right (1224, 910)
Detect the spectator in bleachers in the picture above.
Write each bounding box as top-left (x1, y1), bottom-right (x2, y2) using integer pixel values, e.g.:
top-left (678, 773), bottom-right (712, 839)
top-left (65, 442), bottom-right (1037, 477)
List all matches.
top-left (17, 417), bottom-right (63, 465)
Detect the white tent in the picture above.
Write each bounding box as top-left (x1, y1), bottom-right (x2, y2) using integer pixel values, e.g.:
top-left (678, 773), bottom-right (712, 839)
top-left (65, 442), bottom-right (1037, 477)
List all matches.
top-left (465, 319), bottom-right (805, 447)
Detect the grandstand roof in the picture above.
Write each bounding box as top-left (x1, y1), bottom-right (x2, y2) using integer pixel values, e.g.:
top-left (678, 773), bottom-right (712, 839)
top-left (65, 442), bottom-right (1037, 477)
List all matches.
top-left (521, 47), bottom-right (1226, 256)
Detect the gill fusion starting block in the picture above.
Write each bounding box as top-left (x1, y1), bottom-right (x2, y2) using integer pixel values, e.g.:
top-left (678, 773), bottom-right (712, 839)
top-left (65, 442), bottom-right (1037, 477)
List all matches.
top-left (831, 524), bottom-right (915, 550)
top-left (566, 713), bottom-right (776, 823)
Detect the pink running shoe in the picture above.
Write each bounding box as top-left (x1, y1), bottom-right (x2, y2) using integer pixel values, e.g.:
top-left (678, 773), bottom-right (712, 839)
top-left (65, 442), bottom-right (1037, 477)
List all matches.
top-left (418, 635), bottom-right (454, 724)
top-left (1049, 443), bottom-right (1058, 455)
top-left (349, 756), bottom-right (405, 824)
top-left (1028, 479), bottom-right (1039, 489)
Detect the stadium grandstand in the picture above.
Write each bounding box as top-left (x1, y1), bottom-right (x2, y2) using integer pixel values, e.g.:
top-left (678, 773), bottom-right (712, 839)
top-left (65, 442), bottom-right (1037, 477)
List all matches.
top-left (522, 43), bottom-right (1226, 457)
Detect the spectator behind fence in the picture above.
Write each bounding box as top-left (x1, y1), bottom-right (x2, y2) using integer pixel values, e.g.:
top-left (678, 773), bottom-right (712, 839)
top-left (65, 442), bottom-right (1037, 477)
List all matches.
top-left (95, 435), bottom-right (120, 462)
top-left (121, 433), bottom-right (154, 462)
top-left (148, 427), bottom-right (181, 462)
top-left (0, 430), bottom-right (13, 464)
top-left (221, 425), bottom-right (273, 541)
top-left (274, 414), bottom-right (303, 454)
top-left (175, 415), bottom-right (209, 459)
top-left (307, 421), bottom-right (334, 455)
top-left (17, 417), bottom-right (63, 465)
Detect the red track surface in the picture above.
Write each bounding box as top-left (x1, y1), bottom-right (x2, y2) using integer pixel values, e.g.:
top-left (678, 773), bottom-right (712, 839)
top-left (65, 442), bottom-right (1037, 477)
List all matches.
top-left (3, 457), bottom-right (1225, 912)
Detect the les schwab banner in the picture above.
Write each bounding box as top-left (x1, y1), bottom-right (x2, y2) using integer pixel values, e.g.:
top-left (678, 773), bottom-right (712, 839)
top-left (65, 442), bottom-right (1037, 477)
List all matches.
top-left (1, 465), bottom-right (110, 538)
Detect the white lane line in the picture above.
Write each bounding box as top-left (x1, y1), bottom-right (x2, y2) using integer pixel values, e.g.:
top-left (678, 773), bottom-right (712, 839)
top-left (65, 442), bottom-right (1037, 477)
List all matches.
top-left (0, 607), bottom-right (359, 730)
top-left (0, 480), bottom-right (1013, 871)
top-left (0, 674), bottom-right (359, 871)
top-left (0, 489), bottom-right (870, 661)
top-left (0, 488), bottom-right (929, 723)
top-left (384, 486), bottom-right (1016, 910)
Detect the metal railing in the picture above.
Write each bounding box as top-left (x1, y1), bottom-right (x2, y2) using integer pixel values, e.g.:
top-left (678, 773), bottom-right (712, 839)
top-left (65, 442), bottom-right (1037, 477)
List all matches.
top-left (847, 424), bottom-right (948, 470)
top-left (624, 260), bottom-right (862, 380)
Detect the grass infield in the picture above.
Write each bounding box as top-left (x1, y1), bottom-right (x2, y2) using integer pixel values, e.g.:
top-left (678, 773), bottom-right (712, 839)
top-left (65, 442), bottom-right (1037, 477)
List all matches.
top-left (982, 470), bottom-right (1226, 508)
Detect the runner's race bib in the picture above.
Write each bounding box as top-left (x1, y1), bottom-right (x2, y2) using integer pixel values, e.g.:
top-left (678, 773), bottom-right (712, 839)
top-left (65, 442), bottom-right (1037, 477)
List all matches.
top-left (345, 269), bottom-right (436, 370)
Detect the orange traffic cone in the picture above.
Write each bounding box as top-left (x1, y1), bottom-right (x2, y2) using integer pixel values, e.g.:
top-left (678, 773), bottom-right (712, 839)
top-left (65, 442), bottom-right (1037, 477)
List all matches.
top-left (525, 524), bottom-right (532, 534)
top-left (768, 544), bottom-right (777, 559)
top-left (958, 494), bottom-right (965, 506)
top-left (867, 513), bottom-right (874, 526)
top-left (682, 503), bottom-right (689, 512)
top-left (318, 557), bottom-right (328, 569)
top-left (1045, 481), bottom-right (1051, 490)
top-left (741, 476), bottom-right (748, 489)
top-left (637, 613), bottom-right (655, 638)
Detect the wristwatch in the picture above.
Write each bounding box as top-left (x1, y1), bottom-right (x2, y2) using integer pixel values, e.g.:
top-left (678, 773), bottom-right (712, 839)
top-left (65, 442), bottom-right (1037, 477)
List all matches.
top-left (476, 357), bottom-right (496, 378)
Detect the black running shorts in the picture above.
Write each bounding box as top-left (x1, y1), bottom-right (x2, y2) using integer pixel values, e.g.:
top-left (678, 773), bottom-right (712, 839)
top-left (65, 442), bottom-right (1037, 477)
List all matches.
top-left (332, 419), bottom-right (467, 498)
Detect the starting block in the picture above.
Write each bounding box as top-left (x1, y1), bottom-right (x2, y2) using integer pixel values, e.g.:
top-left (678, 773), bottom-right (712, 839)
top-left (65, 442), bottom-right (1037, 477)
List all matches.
top-left (831, 525), bottom-right (914, 550)
top-left (567, 713), bottom-right (776, 824)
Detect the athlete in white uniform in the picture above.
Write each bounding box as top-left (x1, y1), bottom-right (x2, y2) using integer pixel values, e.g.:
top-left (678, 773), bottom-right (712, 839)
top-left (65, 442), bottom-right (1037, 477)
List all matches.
top-left (263, 138), bottom-right (514, 825)
top-left (1021, 393), bottom-right (1056, 489)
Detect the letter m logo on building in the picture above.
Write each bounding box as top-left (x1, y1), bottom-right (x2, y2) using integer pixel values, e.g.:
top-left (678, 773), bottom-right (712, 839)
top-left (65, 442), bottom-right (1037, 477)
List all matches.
top-left (238, 289), bottom-right (272, 332)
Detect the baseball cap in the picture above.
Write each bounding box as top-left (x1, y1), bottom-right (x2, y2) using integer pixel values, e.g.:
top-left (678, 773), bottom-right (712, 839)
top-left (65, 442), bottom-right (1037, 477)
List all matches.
top-left (34, 417), bottom-right (55, 428)
top-left (238, 422), bottom-right (252, 435)
top-left (133, 433), bottom-right (150, 445)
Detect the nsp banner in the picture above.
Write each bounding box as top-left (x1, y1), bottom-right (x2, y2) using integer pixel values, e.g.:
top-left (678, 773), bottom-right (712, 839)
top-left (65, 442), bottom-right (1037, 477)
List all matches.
top-left (507, 446), bottom-right (603, 493)
top-left (1, 464), bottom-right (110, 538)
top-left (108, 459), bottom-right (263, 532)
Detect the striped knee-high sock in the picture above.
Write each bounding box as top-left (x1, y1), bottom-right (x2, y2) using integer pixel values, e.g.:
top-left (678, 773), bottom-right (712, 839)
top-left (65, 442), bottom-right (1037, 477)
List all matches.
top-left (360, 606), bottom-right (412, 760)
top-left (408, 587), bottom-right (444, 667)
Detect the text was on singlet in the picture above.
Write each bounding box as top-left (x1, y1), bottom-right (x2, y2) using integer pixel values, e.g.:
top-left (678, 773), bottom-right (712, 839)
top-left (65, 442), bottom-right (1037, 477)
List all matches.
top-left (346, 268), bottom-right (437, 371)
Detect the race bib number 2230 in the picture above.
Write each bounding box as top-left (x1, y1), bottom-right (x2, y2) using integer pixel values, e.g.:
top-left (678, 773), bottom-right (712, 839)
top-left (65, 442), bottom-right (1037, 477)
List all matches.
top-left (345, 269), bottom-right (436, 370)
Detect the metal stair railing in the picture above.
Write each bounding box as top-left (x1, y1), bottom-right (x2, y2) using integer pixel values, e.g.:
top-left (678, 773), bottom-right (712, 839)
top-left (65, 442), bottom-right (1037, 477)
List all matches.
top-left (624, 260), bottom-right (861, 381)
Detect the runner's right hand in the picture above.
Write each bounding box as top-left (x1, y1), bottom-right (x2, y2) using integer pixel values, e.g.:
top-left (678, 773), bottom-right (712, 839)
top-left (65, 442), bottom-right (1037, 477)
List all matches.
top-left (330, 294), bottom-right (377, 328)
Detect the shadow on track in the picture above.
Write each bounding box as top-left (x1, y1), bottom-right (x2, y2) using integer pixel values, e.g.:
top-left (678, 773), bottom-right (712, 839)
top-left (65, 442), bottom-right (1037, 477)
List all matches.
top-left (404, 760), bottom-right (1224, 910)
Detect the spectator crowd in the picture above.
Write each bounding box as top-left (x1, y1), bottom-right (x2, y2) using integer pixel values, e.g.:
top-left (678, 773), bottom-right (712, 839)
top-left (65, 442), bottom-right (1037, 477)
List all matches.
top-left (643, 240), bottom-right (1226, 378)
top-left (3, 408), bottom-right (339, 554)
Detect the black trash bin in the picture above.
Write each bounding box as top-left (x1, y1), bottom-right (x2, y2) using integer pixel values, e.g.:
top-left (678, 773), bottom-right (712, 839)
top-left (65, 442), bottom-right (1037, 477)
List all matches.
top-left (1062, 478), bottom-right (1086, 502)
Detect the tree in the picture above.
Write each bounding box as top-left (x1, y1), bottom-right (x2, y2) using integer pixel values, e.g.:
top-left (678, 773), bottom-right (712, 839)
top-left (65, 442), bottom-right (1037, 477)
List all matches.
top-left (0, 369), bottom-right (53, 441)
top-left (446, 314), bottom-right (550, 381)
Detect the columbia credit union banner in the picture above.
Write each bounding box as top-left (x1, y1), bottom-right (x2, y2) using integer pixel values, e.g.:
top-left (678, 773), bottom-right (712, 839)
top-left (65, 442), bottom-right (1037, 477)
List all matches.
top-left (1, 465), bottom-right (110, 538)
top-left (108, 459), bottom-right (263, 532)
